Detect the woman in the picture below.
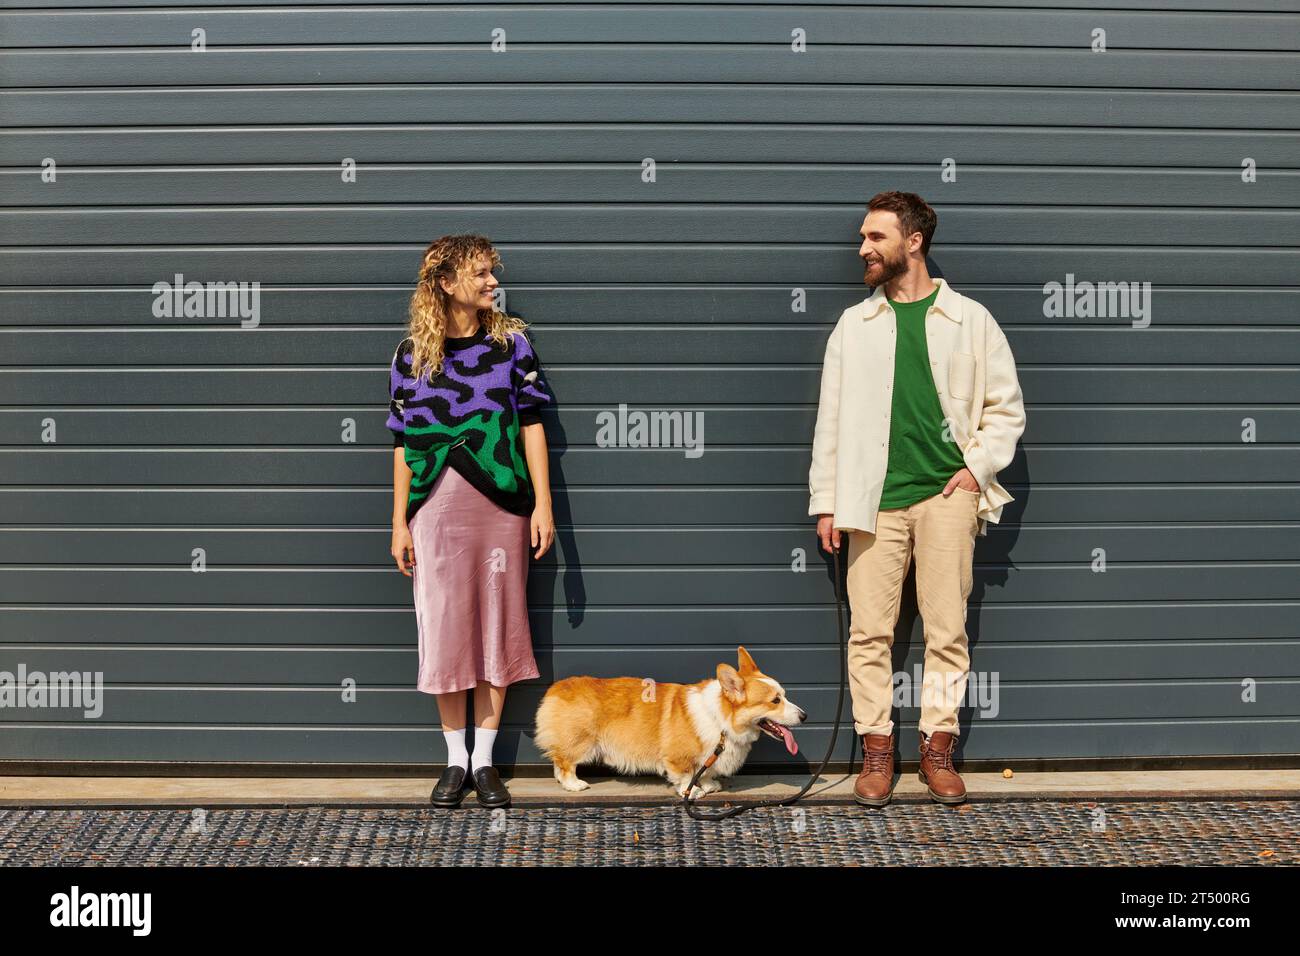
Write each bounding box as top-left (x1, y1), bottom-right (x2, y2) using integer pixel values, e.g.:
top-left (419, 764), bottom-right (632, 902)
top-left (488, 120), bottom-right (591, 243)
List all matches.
top-left (387, 234), bottom-right (555, 809)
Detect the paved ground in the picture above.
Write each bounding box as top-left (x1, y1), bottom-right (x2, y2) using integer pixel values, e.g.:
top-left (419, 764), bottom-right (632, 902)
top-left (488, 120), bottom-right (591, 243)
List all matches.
top-left (3, 771), bottom-right (1295, 866)
top-left (1, 798), bottom-right (1296, 866)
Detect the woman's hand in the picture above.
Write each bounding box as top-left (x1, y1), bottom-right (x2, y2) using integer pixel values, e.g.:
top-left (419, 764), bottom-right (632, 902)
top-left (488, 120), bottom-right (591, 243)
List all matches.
top-left (531, 502), bottom-right (555, 559)
top-left (391, 523), bottom-right (416, 576)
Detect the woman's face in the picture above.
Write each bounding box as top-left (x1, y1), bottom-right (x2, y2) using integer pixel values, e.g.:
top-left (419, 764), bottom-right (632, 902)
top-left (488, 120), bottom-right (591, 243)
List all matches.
top-left (440, 254), bottom-right (499, 312)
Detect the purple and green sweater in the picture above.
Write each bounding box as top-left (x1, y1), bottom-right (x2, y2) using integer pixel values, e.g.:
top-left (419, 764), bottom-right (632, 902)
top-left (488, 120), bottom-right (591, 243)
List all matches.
top-left (387, 325), bottom-right (551, 524)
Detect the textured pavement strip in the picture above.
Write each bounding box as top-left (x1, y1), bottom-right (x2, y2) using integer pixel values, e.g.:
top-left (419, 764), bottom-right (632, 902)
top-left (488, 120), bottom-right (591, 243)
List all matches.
top-left (0, 800), bottom-right (1296, 866)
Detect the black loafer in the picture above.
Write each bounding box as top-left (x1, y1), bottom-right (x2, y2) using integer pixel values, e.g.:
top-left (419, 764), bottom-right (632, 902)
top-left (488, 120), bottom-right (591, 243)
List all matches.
top-left (430, 765), bottom-right (468, 807)
top-left (471, 766), bottom-right (511, 808)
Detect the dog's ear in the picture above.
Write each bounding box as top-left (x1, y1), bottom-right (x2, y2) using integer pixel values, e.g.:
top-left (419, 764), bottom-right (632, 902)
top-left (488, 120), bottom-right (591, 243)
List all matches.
top-left (717, 663), bottom-right (746, 703)
top-left (736, 646), bottom-right (758, 676)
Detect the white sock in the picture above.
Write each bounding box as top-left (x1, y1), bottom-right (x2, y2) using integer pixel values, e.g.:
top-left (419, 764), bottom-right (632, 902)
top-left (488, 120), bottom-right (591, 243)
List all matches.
top-left (471, 727), bottom-right (498, 772)
top-left (443, 727), bottom-right (469, 772)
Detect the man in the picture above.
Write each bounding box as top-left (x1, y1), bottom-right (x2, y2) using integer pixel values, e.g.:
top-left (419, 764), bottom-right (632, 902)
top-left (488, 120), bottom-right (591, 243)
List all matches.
top-left (809, 191), bottom-right (1026, 806)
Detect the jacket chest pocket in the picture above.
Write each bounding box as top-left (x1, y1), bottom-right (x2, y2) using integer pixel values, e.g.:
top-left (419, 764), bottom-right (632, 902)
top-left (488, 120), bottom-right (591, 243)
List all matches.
top-left (948, 352), bottom-right (976, 402)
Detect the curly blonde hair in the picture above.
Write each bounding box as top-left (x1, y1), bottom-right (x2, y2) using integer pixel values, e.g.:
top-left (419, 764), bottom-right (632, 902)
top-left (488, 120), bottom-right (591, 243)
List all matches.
top-left (404, 234), bottom-right (530, 384)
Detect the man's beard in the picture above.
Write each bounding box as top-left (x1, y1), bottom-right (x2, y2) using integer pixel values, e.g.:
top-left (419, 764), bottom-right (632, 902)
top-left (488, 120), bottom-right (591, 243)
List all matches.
top-left (863, 249), bottom-right (907, 287)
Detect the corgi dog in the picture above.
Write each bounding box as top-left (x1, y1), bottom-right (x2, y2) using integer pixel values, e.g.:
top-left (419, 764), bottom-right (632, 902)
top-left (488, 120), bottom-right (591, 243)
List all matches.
top-left (534, 646), bottom-right (806, 797)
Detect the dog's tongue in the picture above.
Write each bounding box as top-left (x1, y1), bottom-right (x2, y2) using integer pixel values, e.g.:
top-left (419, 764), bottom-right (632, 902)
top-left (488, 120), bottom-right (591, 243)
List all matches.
top-left (775, 723), bottom-right (798, 756)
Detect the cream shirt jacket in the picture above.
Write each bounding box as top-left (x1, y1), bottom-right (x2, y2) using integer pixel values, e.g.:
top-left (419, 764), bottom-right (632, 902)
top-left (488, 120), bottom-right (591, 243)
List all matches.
top-left (808, 276), bottom-right (1026, 537)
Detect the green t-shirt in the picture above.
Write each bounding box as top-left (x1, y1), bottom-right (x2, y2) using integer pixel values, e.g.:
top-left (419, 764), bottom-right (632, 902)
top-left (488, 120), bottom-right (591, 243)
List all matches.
top-left (877, 283), bottom-right (968, 510)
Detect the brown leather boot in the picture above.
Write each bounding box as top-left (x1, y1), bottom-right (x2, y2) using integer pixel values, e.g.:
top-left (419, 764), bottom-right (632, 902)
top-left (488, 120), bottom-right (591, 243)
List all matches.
top-left (853, 732), bottom-right (895, 807)
top-left (918, 730), bottom-right (966, 804)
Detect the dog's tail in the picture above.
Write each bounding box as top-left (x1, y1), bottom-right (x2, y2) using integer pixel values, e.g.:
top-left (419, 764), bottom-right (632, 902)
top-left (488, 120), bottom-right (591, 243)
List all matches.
top-left (532, 682), bottom-right (567, 761)
top-left (534, 676), bottom-right (602, 760)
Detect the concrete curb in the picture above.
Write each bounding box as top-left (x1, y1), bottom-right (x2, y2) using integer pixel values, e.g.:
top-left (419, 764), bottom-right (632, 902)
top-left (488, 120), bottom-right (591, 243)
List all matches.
top-left (3, 770), bottom-right (1299, 808)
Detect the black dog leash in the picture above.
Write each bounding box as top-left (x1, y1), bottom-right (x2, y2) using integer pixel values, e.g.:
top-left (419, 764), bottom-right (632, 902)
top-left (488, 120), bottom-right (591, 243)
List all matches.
top-left (682, 541), bottom-right (849, 821)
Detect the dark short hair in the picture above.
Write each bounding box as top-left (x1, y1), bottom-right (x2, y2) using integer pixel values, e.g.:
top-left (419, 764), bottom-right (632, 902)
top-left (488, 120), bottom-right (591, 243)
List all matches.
top-left (866, 191), bottom-right (937, 257)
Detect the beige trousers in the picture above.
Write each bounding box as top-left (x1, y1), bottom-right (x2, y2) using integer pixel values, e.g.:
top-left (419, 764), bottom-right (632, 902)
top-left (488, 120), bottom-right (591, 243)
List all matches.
top-left (845, 486), bottom-right (979, 738)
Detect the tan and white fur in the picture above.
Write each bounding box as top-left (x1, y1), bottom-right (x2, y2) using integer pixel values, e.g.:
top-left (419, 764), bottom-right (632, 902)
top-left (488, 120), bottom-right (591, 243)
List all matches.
top-left (534, 646), bottom-right (806, 798)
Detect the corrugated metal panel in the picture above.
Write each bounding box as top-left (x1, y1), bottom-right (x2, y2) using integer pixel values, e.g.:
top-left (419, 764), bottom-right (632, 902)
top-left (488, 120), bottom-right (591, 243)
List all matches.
top-left (0, 7), bottom-right (1294, 49)
top-left (1, 0), bottom-right (1297, 768)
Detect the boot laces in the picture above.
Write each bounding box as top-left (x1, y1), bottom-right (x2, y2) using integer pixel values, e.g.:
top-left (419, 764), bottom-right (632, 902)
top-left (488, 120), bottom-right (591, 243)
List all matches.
top-left (923, 739), bottom-right (953, 770)
top-left (862, 742), bottom-right (892, 774)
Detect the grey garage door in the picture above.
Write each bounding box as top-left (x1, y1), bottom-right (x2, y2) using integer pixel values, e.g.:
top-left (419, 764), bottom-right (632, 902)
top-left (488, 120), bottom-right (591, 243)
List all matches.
top-left (1, 0), bottom-right (1297, 770)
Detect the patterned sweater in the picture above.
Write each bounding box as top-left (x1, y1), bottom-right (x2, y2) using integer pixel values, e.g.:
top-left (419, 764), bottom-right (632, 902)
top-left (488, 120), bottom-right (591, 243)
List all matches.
top-left (387, 325), bottom-right (552, 524)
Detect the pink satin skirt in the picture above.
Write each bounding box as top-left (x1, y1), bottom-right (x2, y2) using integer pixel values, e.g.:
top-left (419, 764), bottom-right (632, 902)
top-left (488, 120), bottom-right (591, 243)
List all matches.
top-left (409, 464), bottom-right (540, 695)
